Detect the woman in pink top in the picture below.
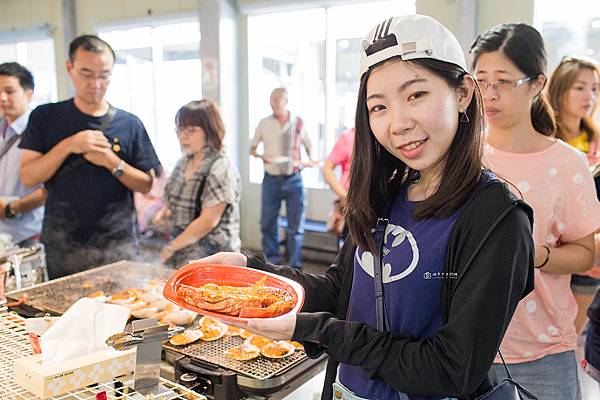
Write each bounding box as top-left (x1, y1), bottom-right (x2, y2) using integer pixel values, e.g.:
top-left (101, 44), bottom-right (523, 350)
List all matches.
top-left (472, 23), bottom-right (600, 399)
top-left (548, 56), bottom-right (600, 335)
top-left (322, 127), bottom-right (355, 237)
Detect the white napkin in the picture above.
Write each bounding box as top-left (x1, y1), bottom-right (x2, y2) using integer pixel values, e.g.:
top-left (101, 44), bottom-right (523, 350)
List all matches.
top-left (41, 297), bottom-right (129, 363)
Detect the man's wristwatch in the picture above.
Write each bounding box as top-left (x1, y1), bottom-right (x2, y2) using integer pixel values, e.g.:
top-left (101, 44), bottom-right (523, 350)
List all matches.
top-left (4, 202), bottom-right (16, 219)
top-left (112, 160), bottom-right (126, 177)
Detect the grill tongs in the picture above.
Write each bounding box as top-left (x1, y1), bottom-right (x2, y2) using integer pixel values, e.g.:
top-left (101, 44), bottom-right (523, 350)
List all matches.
top-left (106, 318), bottom-right (184, 397)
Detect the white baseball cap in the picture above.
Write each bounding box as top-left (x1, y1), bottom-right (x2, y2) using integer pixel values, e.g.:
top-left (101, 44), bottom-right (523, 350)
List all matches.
top-left (359, 14), bottom-right (466, 77)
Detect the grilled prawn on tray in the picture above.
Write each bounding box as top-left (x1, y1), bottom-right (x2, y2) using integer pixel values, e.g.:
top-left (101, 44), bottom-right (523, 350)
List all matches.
top-left (163, 263), bottom-right (304, 325)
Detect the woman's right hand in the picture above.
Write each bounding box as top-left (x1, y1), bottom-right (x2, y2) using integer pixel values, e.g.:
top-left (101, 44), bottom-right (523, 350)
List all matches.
top-left (190, 252), bottom-right (247, 267)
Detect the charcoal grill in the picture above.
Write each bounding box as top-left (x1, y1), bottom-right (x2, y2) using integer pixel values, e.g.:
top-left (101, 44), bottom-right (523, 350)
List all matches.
top-left (5, 260), bottom-right (174, 317)
top-left (165, 335), bottom-right (327, 399)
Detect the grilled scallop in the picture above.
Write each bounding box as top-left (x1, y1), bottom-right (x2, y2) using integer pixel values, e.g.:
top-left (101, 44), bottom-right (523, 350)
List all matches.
top-left (158, 305), bottom-right (193, 325)
top-left (225, 325), bottom-right (241, 336)
top-left (107, 289), bottom-right (137, 305)
top-left (239, 329), bottom-right (254, 339)
top-left (224, 343), bottom-right (261, 361)
top-left (244, 334), bottom-right (273, 349)
top-left (260, 340), bottom-right (295, 359)
top-left (170, 329), bottom-right (203, 346)
top-left (198, 316), bottom-right (228, 341)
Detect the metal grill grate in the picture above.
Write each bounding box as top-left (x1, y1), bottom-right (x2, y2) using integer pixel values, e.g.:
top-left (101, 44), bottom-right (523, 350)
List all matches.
top-left (164, 335), bottom-right (307, 381)
top-left (6, 261), bottom-right (175, 316)
top-left (0, 311), bottom-right (207, 400)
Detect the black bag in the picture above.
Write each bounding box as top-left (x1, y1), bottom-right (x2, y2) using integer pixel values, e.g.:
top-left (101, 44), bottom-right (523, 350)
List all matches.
top-left (372, 218), bottom-right (538, 400)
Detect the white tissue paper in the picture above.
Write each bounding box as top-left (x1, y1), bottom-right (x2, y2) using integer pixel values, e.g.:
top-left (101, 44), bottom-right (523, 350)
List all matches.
top-left (41, 297), bottom-right (129, 364)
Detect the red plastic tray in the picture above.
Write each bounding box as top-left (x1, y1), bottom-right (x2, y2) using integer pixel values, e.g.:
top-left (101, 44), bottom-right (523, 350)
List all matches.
top-left (163, 263), bottom-right (304, 326)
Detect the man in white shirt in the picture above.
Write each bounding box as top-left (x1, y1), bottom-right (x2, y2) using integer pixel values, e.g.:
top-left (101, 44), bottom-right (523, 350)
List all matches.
top-left (0, 62), bottom-right (45, 245)
top-left (250, 88), bottom-right (314, 268)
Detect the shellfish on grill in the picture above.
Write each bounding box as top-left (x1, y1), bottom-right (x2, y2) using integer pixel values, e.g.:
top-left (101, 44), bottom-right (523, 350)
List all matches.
top-left (260, 340), bottom-right (295, 359)
top-left (224, 343), bottom-right (261, 361)
top-left (169, 329), bottom-right (203, 346)
top-left (107, 289), bottom-right (137, 305)
top-left (198, 316), bottom-right (227, 341)
top-left (244, 334), bottom-right (273, 349)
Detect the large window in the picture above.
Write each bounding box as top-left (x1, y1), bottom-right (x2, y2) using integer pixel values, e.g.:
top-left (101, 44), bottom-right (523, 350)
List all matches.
top-left (99, 20), bottom-right (202, 171)
top-left (247, 1), bottom-right (415, 186)
top-left (0, 38), bottom-right (57, 108)
top-left (535, 0), bottom-right (600, 72)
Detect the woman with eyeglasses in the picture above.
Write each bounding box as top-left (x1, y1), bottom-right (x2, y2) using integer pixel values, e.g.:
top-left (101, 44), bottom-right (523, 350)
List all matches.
top-left (472, 23), bottom-right (600, 399)
top-left (157, 100), bottom-right (241, 267)
top-left (547, 56), bottom-right (600, 338)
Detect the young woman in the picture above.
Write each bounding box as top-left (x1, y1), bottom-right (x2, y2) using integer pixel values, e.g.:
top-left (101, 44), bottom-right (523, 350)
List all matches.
top-left (157, 100), bottom-right (241, 267)
top-left (198, 15), bottom-right (534, 400)
top-left (548, 56), bottom-right (600, 334)
top-left (548, 56), bottom-right (600, 164)
top-left (472, 23), bottom-right (600, 400)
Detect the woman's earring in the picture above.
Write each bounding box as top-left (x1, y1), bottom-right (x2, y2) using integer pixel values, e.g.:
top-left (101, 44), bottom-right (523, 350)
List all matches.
top-left (459, 106), bottom-right (470, 123)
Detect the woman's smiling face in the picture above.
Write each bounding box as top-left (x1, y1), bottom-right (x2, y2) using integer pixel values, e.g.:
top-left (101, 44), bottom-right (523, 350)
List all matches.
top-left (366, 59), bottom-right (463, 175)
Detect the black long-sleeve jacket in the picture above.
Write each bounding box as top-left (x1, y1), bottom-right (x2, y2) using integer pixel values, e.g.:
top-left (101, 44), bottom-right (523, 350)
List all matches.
top-left (246, 180), bottom-right (535, 399)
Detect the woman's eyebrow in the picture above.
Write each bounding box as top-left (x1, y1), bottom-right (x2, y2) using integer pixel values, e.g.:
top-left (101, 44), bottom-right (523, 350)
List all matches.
top-left (366, 78), bottom-right (427, 101)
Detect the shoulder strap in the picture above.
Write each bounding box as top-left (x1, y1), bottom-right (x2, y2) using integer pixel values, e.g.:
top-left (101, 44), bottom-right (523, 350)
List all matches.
top-left (0, 134), bottom-right (20, 161)
top-left (194, 156), bottom-right (220, 219)
top-left (373, 218), bottom-right (390, 331)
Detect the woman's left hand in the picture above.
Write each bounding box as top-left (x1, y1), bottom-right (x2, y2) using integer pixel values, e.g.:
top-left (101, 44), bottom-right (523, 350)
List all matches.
top-left (246, 313), bottom-right (297, 340)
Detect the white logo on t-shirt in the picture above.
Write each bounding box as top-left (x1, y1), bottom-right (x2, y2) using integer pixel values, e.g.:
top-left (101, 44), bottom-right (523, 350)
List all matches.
top-left (356, 223), bottom-right (420, 283)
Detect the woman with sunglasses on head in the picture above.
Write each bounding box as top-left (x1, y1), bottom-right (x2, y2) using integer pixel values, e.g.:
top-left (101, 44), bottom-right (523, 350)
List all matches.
top-left (548, 56), bottom-right (600, 336)
top-left (157, 100), bottom-right (241, 267)
top-left (197, 15), bottom-right (535, 400)
top-left (472, 24), bottom-right (600, 400)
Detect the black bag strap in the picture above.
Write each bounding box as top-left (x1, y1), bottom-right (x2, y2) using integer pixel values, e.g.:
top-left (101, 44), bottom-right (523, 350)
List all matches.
top-left (0, 134), bottom-right (20, 161)
top-left (194, 156), bottom-right (219, 219)
top-left (373, 217), bottom-right (390, 331)
top-left (52, 105), bottom-right (117, 181)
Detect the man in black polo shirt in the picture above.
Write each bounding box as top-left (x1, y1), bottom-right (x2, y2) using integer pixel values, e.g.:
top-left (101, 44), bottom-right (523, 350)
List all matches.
top-left (19, 35), bottom-right (161, 279)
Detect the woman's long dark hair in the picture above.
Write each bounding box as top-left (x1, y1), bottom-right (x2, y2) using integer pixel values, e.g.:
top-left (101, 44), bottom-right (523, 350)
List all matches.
top-left (345, 58), bottom-right (484, 252)
top-left (470, 23), bottom-right (556, 136)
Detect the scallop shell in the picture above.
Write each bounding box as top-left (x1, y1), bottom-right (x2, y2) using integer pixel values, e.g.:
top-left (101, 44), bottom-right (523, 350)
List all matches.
top-left (239, 329), bottom-right (255, 339)
top-left (163, 308), bottom-right (197, 326)
top-left (199, 316), bottom-right (228, 341)
top-left (107, 289), bottom-right (137, 305)
top-left (225, 325), bottom-right (241, 336)
top-left (260, 340), bottom-right (295, 359)
top-left (224, 343), bottom-right (260, 361)
top-left (169, 329), bottom-right (203, 346)
top-left (244, 334), bottom-right (273, 349)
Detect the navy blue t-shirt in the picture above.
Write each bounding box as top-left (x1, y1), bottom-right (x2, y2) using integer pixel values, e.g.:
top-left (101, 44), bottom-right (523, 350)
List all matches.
top-left (338, 192), bottom-right (463, 400)
top-left (19, 99), bottom-right (160, 245)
